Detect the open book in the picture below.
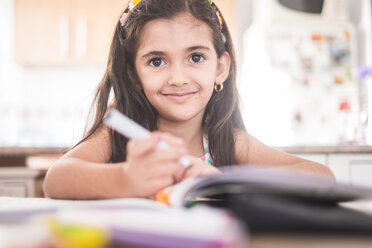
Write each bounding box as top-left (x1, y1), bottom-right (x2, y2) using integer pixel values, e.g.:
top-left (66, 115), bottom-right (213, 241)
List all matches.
top-left (167, 166), bottom-right (372, 233)
top-left (169, 166), bottom-right (372, 206)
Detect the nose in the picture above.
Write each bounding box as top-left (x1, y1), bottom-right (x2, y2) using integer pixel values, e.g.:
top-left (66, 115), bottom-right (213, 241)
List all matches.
top-left (168, 63), bottom-right (189, 85)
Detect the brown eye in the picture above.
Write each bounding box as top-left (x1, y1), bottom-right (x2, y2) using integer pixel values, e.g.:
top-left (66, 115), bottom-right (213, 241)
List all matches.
top-left (189, 54), bottom-right (205, 63)
top-left (149, 58), bottom-right (165, 67)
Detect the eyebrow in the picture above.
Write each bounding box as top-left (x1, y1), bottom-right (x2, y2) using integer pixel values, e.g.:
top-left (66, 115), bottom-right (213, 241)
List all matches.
top-left (140, 51), bottom-right (165, 60)
top-left (140, 46), bottom-right (212, 60)
top-left (187, 46), bottom-right (211, 52)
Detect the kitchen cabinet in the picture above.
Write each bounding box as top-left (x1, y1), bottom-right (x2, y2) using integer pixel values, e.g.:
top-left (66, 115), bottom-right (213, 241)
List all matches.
top-left (328, 154), bottom-right (372, 187)
top-left (0, 168), bottom-right (41, 197)
top-left (14, 0), bottom-right (236, 66)
top-left (0, 148), bottom-right (62, 197)
top-left (294, 152), bottom-right (372, 187)
top-left (14, 0), bottom-right (125, 66)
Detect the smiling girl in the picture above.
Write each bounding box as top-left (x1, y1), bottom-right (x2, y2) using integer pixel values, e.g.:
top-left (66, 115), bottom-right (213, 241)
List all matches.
top-left (43, 0), bottom-right (334, 200)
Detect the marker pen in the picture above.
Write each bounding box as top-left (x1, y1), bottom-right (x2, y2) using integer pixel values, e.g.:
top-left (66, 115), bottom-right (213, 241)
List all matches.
top-left (103, 109), bottom-right (192, 168)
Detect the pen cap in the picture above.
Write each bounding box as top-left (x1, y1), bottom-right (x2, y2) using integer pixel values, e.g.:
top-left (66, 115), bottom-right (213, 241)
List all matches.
top-left (103, 109), bottom-right (150, 139)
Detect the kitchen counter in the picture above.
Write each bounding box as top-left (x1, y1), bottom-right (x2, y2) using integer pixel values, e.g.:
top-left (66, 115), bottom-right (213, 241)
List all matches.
top-left (0, 147), bottom-right (66, 167)
top-left (277, 145), bottom-right (372, 154)
top-left (2, 145), bottom-right (372, 168)
top-left (0, 147), bottom-right (67, 157)
top-left (2, 145), bottom-right (372, 187)
top-left (2, 145), bottom-right (372, 158)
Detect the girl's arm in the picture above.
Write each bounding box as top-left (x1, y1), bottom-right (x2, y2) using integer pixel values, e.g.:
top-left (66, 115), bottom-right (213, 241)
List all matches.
top-left (43, 127), bottom-right (186, 199)
top-left (43, 158), bottom-right (130, 199)
top-left (43, 127), bottom-right (127, 199)
top-left (234, 130), bottom-right (335, 180)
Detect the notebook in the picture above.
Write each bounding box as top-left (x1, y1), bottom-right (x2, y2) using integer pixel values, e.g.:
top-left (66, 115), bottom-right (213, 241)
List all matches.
top-left (167, 166), bottom-right (372, 233)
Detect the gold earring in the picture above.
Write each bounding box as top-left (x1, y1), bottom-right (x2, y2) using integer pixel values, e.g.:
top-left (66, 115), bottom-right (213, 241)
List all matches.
top-left (214, 82), bottom-right (223, 92)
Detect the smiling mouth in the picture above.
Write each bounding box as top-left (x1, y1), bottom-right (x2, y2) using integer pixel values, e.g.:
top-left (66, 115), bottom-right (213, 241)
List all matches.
top-left (162, 92), bottom-right (196, 102)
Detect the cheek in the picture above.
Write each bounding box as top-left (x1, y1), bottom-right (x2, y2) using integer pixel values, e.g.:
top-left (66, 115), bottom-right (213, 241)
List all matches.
top-left (198, 64), bottom-right (218, 84)
top-left (141, 84), bottom-right (158, 102)
top-left (141, 77), bottom-right (163, 95)
top-left (137, 69), bottom-right (162, 93)
top-left (198, 73), bottom-right (216, 91)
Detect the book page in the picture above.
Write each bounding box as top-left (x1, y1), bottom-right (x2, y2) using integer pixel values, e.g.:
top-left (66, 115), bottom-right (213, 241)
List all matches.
top-left (0, 197), bottom-right (168, 221)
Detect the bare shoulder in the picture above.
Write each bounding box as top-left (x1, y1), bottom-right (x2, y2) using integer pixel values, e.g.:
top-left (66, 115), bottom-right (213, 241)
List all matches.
top-left (63, 125), bottom-right (112, 163)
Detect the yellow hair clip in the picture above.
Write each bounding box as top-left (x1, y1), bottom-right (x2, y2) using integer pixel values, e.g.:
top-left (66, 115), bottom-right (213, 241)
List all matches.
top-left (129, 0), bottom-right (141, 11)
top-left (120, 0), bottom-right (142, 26)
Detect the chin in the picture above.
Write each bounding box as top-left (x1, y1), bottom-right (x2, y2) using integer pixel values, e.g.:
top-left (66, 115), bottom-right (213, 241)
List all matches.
top-left (159, 110), bottom-right (204, 123)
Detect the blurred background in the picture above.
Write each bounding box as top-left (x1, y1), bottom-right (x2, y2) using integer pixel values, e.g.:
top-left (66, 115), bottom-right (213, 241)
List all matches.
top-left (1, 0), bottom-right (371, 148)
top-left (1, 0), bottom-right (372, 196)
top-left (238, 0), bottom-right (372, 147)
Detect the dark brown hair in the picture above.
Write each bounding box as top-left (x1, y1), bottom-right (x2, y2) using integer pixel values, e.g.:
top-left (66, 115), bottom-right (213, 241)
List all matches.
top-left (78, 0), bottom-right (246, 166)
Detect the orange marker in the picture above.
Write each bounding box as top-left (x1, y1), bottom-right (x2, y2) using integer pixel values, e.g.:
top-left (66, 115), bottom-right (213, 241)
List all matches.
top-left (155, 188), bottom-right (171, 205)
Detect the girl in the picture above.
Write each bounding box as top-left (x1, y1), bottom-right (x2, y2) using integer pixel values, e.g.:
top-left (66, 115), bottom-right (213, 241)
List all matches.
top-left (43, 0), bottom-right (334, 200)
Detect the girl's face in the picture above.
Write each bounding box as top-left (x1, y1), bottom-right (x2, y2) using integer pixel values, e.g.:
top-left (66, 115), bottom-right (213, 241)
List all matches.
top-left (135, 12), bottom-right (230, 124)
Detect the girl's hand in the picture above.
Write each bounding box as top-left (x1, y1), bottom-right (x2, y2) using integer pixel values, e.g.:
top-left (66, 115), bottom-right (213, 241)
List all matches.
top-left (125, 132), bottom-right (187, 198)
top-left (181, 156), bottom-right (220, 180)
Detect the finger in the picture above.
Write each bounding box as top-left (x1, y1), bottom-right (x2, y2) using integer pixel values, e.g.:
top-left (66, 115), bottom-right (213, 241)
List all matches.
top-left (130, 132), bottom-right (186, 156)
top-left (127, 135), bottom-right (158, 157)
top-left (150, 161), bottom-right (185, 179)
top-left (180, 156), bottom-right (201, 179)
top-left (129, 146), bottom-right (186, 172)
top-left (153, 132), bottom-right (185, 148)
top-left (140, 157), bottom-right (186, 185)
top-left (182, 166), bottom-right (198, 179)
top-left (182, 161), bottom-right (220, 180)
top-left (151, 176), bottom-right (175, 192)
top-left (150, 146), bottom-right (187, 164)
top-left (173, 166), bottom-right (188, 183)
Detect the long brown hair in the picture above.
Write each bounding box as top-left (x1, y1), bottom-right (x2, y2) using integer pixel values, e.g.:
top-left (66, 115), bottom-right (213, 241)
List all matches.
top-left (78, 0), bottom-right (246, 166)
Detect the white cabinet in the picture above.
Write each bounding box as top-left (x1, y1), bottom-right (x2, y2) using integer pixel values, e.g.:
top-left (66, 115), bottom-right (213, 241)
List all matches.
top-left (328, 154), bottom-right (372, 187)
top-left (293, 153), bottom-right (372, 187)
top-left (0, 168), bottom-right (40, 197)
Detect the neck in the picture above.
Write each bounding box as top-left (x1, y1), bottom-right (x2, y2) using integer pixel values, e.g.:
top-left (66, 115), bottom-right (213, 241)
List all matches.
top-left (157, 115), bottom-right (205, 157)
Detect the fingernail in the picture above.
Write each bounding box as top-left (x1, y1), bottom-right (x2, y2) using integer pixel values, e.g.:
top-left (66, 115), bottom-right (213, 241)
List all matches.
top-left (157, 140), bottom-right (168, 149)
top-left (179, 157), bottom-right (192, 168)
top-left (156, 133), bottom-right (163, 142)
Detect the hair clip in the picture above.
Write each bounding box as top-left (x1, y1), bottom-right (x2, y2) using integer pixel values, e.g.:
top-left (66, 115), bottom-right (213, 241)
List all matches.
top-left (208, 0), bottom-right (223, 31)
top-left (120, 12), bottom-right (129, 26)
top-left (120, 0), bottom-right (142, 26)
top-left (120, 0), bottom-right (224, 32)
top-left (129, 0), bottom-right (141, 11)
top-left (215, 10), bottom-right (223, 30)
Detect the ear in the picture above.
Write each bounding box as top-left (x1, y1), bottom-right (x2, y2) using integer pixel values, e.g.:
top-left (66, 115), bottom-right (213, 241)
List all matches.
top-left (215, 52), bottom-right (231, 85)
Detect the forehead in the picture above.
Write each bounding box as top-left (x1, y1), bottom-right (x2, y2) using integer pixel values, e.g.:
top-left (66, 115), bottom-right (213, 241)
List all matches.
top-left (137, 12), bottom-right (215, 53)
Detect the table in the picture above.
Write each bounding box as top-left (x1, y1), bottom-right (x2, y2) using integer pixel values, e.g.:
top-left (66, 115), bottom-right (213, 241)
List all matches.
top-left (0, 197), bottom-right (371, 248)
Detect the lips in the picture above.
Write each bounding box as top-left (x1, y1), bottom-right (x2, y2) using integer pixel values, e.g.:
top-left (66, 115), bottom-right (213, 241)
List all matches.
top-left (161, 91), bottom-right (196, 102)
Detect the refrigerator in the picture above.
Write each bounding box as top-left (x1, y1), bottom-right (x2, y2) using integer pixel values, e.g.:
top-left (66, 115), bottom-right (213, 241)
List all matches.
top-left (238, 0), bottom-right (372, 146)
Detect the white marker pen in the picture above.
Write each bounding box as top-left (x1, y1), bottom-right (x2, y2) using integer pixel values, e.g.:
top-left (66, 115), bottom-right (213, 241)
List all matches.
top-left (103, 109), bottom-right (192, 168)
